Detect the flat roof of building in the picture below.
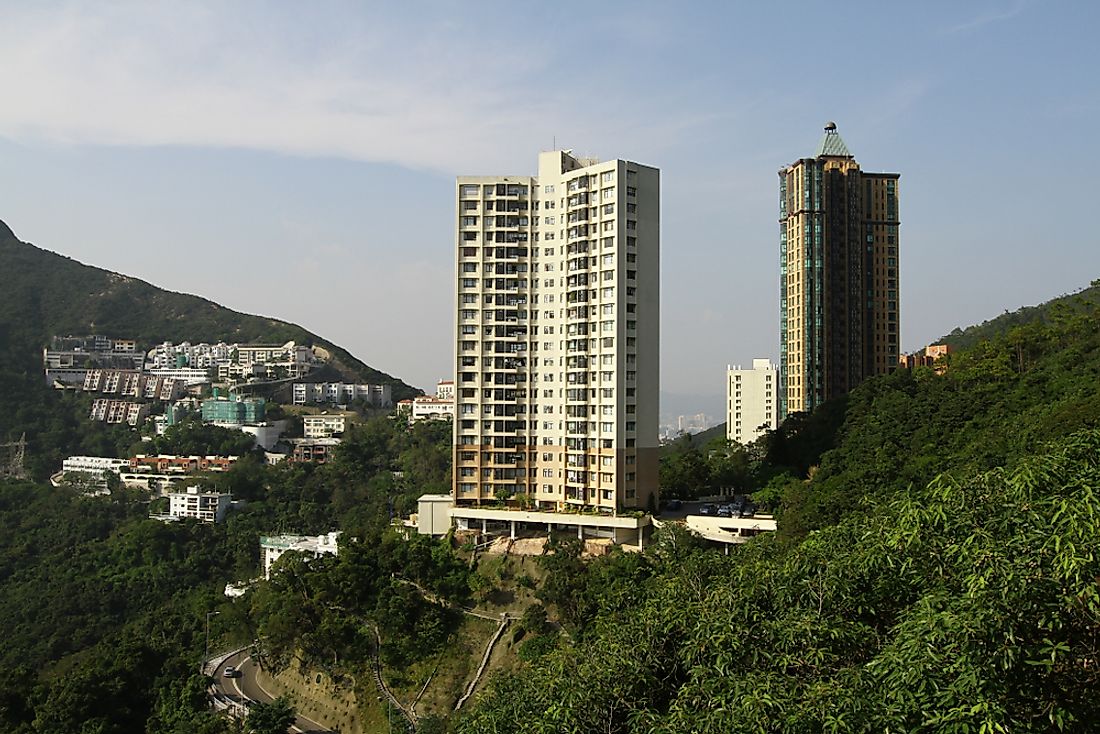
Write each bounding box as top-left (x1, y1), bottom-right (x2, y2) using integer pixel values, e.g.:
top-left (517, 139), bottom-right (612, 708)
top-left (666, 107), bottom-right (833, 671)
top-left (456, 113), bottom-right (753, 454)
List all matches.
top-left (450, 506), bottom-right (650, 529)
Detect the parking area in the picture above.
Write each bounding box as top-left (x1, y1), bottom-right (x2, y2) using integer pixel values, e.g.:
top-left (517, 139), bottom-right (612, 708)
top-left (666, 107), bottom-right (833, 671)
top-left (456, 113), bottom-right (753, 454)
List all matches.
top-left (658, 496), bottom-right (758, 520)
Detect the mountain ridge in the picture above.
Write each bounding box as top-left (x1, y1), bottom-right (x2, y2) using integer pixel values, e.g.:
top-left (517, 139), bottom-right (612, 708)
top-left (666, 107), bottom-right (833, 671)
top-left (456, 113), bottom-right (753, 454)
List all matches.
top-left (0, 218), bottom-right (418, 398)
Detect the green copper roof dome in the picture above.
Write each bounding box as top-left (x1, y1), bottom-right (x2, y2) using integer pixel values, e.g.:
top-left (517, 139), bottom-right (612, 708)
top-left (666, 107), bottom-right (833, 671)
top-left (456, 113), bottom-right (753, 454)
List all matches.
top-left (815, 122), bottom-right (853, 158)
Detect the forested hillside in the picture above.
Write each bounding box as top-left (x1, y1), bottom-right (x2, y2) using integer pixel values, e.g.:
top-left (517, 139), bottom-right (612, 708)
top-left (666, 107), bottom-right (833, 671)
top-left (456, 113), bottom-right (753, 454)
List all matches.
top-left (0, 416), bottom-right (453, 733)
top-left (461, 429), bottom-right (1100, 732)
top-left (939, 278), bottom-right (1100, 351)
top-left (759, 292), bottom-right (1100, 537)
top-left (458, 288), bottom-right (1100, 732)
top-left (0, 219), bottom-right (411, 385)
top-left (0, 218), bottom-right (419, 477)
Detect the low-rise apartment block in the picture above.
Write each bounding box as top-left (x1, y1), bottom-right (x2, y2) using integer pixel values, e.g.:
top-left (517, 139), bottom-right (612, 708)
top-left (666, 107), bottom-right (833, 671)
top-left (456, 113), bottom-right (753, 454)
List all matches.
top-left (260, 532), bottom-right (341, 578)
top-left (57, 456), bottom-right (131, 493)
top-left (62, 456), bottom-right (132, 474)
top-left (150, 340), bottom-right (316, 381)
top-left (201, 396), bottom-right (266, 425)
top-left (90, 399), bottom-right (149, 426)
top-left (146, 366), bottom-right (212, 386)
top-left (149, 341), bottom-right (234, 370)
top-left (292, 382), bottom-right (393, 408)
top-left (216, 362), bottom-right (267, 382)
top-left (165, 487), bottom-right (232, 523)
top-left (397, 395), bottom-right (455, 423)
top-left (83, 370), bottom-right (184, 401)
top-left (287, 437), bottom-right (341, 464)
top-left (303, 413), bottom-right (352, 438)
top-left (899, 343), bottom-right (951, 371)
top-left (129, 454), bottom-right (238, 474)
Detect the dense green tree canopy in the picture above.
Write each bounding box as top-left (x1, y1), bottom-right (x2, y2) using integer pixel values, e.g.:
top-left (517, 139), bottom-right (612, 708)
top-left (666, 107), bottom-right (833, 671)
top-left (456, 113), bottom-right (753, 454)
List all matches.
top-left (460, 429), bottom-right (1100, 733)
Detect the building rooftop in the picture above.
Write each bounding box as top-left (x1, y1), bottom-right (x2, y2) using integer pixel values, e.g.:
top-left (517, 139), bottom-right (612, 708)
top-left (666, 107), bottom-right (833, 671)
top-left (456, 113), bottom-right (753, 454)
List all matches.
top-left (815, 122), bottom-right (853, 158)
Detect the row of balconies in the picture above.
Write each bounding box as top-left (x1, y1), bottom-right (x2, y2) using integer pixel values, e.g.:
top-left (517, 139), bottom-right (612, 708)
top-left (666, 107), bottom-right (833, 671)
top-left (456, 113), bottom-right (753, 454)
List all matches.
top-left (460, 419), bottom-right (526, 433)
top-left (484, 200), bottom-right (529, 212)
top-left (460, 184), bottom-right (529, 199)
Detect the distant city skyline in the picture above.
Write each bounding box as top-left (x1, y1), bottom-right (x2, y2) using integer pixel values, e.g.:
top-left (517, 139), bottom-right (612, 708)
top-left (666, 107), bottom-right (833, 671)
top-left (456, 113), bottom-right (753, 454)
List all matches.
top-left (2, 2), bottom-right (1099, 419)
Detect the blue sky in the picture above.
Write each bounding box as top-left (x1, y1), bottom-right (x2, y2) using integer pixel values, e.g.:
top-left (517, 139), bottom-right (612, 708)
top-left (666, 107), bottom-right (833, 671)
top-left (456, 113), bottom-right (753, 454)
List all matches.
top-left (1, 1), bottom-right (1098, 418)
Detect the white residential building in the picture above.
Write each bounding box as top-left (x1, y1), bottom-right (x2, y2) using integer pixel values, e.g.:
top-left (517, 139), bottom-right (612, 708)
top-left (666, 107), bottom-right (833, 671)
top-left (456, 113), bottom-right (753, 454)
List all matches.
top-left (58, 456), bottom-right (130, 493)
top-left (61, 456), bottom-right (131, 474)
top-left (302, 413), bottom-right (352, 438)
top-left (216, 362), bottom-right (266, 382)
top-left (435, 380), bottom-right (455, 400)
top-left (165, 487), bottom-right (232, 523)
top-left (726, 359), bottom-right (778, 445)
top-left (409, 395), bottom-right (455, 422)
top-left (292, 382), bottom-right (392, 408)
top-left (453, 149), bottom-right (660, 513)
top-left (89, 399), bottom-right (149, 426)
top-left (147, 367), bottom-right (212, 386)
top-left (259, 532), bottom-right (341, 578)
top-left (149, 341), bottom-right (234, 370)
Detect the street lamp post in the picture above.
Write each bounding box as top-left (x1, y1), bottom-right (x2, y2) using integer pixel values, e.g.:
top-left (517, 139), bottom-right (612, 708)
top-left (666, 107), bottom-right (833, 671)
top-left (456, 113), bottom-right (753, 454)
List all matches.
top-left (205, 610), bottom-right (220, 668)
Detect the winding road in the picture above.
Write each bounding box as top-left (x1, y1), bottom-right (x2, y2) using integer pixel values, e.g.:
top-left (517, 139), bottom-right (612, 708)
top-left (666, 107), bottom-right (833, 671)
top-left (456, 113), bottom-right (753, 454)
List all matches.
top-left (211, 649), bottom-right (332, 734)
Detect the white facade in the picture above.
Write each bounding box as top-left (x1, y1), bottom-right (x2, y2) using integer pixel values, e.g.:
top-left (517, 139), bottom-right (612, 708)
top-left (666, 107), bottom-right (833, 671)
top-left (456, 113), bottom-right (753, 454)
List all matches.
top-left (147, 367), bottom-right (212, 386)
top-left (59, 456), bottom-right (130, 494)
top-left (416, 494), bottom-right (454, 536)
top-left (686, 513), bottom-right (777, 545)
top-left (89, 399), bottom-right (148, 426)
top-left (292, 382), bottom-right (392, 408)
top-left (435, 380), bottom-right (455, 400)
top-left (410, 396), bottom-right (455, 422)
top-left (260, 532), bottom-right (341, 578)
top-left (166, 487), bottom-right (231, 523)
top-left (302, 413), bottom-right (351, 438)
top-left (62, 456), bottom-right (131, 474)
top-left (454, 150), bottom-right (660, 512)
top-left (726, 359), bottom-right (778, 445)
top-left (149, 341), bottom-right (233, 369)
top-left (234, 422), bottom-right (285, 450)
top-left (216, 362), bottom-right (266, 382)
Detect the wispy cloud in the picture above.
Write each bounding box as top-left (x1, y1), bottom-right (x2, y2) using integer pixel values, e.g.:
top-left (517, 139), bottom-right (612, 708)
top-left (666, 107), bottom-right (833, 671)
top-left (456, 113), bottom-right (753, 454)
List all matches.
top-left (940, 0), bottom-right (1027, 35)
top-left (0, 2), bottom-right (730, 175)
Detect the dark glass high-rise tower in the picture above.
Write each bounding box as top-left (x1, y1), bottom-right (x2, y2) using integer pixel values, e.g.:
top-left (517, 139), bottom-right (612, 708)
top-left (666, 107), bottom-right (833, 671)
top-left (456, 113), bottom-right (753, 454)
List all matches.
top-left (778, 123), bottom-right (900, 419)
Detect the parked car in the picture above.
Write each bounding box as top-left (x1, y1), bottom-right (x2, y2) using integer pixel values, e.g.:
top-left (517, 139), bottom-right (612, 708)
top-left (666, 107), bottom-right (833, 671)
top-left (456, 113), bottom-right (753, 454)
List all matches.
top-left (223, 666), bottom-right (242, 678)
top-left (698, 503), bottom-right (717, 516)
top-left (739, 505), bottom-right (756, 518)
top-left (716, 505), bottom-right (733, 518)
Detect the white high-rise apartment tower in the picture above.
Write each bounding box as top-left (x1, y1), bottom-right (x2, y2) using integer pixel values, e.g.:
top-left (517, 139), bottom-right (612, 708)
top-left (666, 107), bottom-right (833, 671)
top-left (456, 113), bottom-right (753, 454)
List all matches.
top-left (726, 359), bottom-right (778, 445)
top-left (454, 150), bottom-right (660, 512)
